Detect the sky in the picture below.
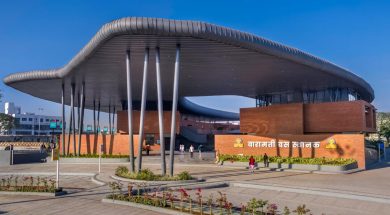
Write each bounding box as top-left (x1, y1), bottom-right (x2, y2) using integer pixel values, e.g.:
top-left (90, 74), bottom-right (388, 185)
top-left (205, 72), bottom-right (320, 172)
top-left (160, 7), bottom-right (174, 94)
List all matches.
top-left (0, 0), bottom-right (389, 128)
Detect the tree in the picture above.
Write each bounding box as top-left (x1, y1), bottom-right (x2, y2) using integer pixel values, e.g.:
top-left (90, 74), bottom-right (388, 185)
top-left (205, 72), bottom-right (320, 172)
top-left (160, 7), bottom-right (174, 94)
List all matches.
top-left (379, 120), bottom-right (390, 144)
top-left (0, 90), bottom-right (15, 134)
top-left (0, 113), bottom-right (14, 134)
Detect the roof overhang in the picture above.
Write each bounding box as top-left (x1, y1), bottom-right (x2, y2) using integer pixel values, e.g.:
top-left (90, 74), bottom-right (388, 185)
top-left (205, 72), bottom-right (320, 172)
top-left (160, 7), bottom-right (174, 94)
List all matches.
top-left (3, 17), bottom-right (374, 114)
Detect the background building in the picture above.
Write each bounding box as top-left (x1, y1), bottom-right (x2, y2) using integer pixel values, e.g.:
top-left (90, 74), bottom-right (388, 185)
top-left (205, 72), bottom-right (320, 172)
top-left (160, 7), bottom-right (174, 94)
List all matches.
top-left (3, 102), bottom-right (62, 135)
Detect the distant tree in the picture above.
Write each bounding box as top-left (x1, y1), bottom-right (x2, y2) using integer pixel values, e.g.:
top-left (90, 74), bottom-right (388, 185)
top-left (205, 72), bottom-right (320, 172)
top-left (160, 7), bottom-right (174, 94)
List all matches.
top-left (377, 112), bottom-right (390, 143)
top-left (379, 120), bottom-right (390, 144)
top-left (0, 90), bottom-right (15, 134)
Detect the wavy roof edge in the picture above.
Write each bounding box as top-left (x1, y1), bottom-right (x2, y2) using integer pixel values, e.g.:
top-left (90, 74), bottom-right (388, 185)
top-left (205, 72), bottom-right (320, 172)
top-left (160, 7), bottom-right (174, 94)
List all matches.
top-left (3, 16), bottom-right (374, 101)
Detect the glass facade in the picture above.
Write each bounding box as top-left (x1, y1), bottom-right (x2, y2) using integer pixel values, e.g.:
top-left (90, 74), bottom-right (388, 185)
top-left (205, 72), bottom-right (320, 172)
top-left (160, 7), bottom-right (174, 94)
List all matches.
top-left (256, 88), bottom-right (361, 107)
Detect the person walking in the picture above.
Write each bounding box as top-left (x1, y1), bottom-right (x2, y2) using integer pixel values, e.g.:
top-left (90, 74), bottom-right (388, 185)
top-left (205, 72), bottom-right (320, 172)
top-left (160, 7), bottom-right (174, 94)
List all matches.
top-left (189, 145), bottom-right (194, 158)
top-left (263, 153), bottom-right (269, 167)
top-left (249, 155), bottom-right (255, 173)
top-left (198, 144), bottom-right (203, 160)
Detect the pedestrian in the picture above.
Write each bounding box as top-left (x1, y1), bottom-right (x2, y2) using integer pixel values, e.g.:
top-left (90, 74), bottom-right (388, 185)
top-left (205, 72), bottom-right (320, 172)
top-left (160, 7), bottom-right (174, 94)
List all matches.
top-left (263, 153), bottom-right (269, 167)
top-left (40, 143), bottom-right (46, 154)
top-left (249, 155), bottom-right (255, 173)
top-left (146, 144), bottom-right (150, 156)
top-left (189, 145), bottom-right (194, 158)
top-left (198, 145), bottom-right (203, 160)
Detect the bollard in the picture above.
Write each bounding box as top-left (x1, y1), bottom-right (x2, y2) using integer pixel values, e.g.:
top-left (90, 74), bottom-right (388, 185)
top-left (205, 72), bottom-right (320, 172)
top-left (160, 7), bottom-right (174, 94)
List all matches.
top-left (10, 144), bottom-right (14, 165)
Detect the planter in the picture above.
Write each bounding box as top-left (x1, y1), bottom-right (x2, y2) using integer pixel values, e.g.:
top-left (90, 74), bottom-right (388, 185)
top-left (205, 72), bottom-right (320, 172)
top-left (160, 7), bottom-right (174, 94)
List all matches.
top-left (110, 175), bottom-right (202, 185)
top-left (319, 162), bottom-right (358, 172)
top-left (221, 161), bottom-right (358, 172)
top-left (59, 157), bottom-right (129, 163)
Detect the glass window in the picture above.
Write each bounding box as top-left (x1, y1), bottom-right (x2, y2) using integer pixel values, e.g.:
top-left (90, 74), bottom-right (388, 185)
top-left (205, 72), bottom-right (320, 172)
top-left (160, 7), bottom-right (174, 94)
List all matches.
top-left (40, 118), bottom-right (43, 122)
top-left (145, 134), bottom-right (155, 145)
top-left (21, 118), bottom-right (27, 121)
top-left (28, 118), bottom-right (32, 121)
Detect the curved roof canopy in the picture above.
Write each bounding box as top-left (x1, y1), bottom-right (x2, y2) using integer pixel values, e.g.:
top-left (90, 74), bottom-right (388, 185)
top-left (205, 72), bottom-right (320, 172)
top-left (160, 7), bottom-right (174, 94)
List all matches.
top-left (3, 17), bottom-right (374, 115)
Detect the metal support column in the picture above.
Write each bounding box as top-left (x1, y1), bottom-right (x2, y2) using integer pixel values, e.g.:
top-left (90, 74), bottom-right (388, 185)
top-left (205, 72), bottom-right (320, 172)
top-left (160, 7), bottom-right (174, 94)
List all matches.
top-left (61, 83), bottom-right (65, 155)
top-left (93, 100), bottom-right (96, 134)
top-left (112, 106), bottom-right (115, 134)
top-left (108, 104), bottom-right (111, 134)
top-left (97, 101), bottom-right (100, 133)
top-left (126, 50), bottom-right (135, 172)
top-left (71, 84), bottom-right (76, 155)
top-left (155, 47), bottom-right (166, 175)
top-left (137, 47), bottom-right (149, 171)
top-left (78, 82), bottom-right (85, 156)
top-left (169, 44), bottom-right (180, 176)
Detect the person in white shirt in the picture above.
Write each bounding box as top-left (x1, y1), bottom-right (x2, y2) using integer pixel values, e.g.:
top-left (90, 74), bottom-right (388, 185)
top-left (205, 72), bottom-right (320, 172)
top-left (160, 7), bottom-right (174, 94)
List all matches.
top-left (189, 145), bottom-right (194, 158)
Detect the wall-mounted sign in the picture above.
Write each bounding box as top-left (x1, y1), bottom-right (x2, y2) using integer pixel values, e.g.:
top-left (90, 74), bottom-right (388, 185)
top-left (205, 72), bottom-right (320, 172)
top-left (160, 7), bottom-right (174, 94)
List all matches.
top-left (233, 138), bottom-right (244, 148)
top-left (49, 122), bottom-right (57, 129)
top-left (248, 140), bottom-right (320, 148)
top-left (325, 138), bottom-right (337, 149)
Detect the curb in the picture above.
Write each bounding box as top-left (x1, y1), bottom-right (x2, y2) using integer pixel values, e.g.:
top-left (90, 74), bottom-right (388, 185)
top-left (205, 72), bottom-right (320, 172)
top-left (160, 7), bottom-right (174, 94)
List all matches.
top-left (0, 172), bottom-right (95, 176)
top-left (0, 190), bottom-right (67, 197)
top-left (102, 198), bottom-right (188, 215)
top-left (91, 174), bottom-right (107, 186)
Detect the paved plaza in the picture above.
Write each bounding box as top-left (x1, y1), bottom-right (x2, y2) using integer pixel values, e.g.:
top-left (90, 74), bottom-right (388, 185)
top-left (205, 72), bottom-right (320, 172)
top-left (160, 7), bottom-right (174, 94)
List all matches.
top-left (1, 156), bottom-right (390, 214)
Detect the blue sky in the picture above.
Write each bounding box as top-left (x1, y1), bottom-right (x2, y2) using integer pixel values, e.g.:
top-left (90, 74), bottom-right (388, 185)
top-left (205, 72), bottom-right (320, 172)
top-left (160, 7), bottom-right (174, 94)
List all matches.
top-left (1, 0), bottom-right (389, 127)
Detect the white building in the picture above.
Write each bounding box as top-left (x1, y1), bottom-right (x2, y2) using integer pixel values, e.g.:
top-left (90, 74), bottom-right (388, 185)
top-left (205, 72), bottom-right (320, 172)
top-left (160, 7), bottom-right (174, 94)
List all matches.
top-left (5, 102), bottom-right (21, 115)
top-left (4, 102), bottom-right (62, 135)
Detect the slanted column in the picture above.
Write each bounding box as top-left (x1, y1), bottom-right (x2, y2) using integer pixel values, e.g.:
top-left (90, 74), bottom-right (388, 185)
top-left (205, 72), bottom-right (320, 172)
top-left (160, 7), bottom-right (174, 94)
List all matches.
top-left (93, 100), bottom-right (96, 134)
top-left (61, 83), bottom-right (65, 155)
top-left (112, 106), bottom-right (116, 134)
top-left (155, 47), bottom-right (166, 175)
top-left (71, 84), bottom-right (76, 155)
top-left (126, 50), bottom-right (135, 172)
top-left (97, 101), bottom-right (101, 134)
top-left (108, 104), bottom-right (111, 134)
top-left (137, 47), bottom-right (149, 172)
top-left (169, 44), bottom-right (180, 176)
top-left (77, 82), bottom-right (85, 156)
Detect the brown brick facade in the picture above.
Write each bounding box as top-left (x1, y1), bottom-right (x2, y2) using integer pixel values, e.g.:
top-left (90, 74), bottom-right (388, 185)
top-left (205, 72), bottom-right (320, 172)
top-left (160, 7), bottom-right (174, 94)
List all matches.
top-left (116, 111), bottom-right (180, 134)
top-left (215, 134), bottom-right (366, 169)
top-left (240, 100), bottom-right (376, 135)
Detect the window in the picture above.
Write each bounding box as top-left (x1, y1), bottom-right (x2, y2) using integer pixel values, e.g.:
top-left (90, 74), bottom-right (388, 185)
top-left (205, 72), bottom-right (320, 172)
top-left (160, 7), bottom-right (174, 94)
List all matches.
top-left (46, 119), bottom-right (49, 122)
top-left (21, 118), bottom-right (27, 121)
top-left (40, 118), bottom-right (43, 122)
top-left (28, 118), bottom-right (32, 121)
top-left (145, 134), bottom-right (155, 145)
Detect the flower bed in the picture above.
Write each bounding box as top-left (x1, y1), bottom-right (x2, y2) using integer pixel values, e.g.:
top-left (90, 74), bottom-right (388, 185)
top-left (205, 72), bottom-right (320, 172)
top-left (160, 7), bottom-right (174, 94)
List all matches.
top-left (0, 175), bottom-right (64, 196)
top-left (115, 166), bottom-right (193, 181)
top-left (105, 181), bottom-right (314, 215)
top-left (219, 154), bottom-right (356, 166)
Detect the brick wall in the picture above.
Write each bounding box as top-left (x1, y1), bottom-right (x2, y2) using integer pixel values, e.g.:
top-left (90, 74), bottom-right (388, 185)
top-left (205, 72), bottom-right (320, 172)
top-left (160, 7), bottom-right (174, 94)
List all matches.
top-left (240, 103), bottom-right (304, 135)
top-left (215, 134), bottom-right (366, 169)
top-left (116, 111), bottom-right (180, 134)
top-left (240, 100), bottom-right (376, 135)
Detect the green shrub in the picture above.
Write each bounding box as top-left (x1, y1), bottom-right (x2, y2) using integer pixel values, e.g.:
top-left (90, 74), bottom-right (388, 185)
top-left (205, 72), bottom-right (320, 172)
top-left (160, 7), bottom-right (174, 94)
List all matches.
top-left (115, 166), bottom-right (129, 176)
top-left (177, 171), bottom-right (192, 180)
